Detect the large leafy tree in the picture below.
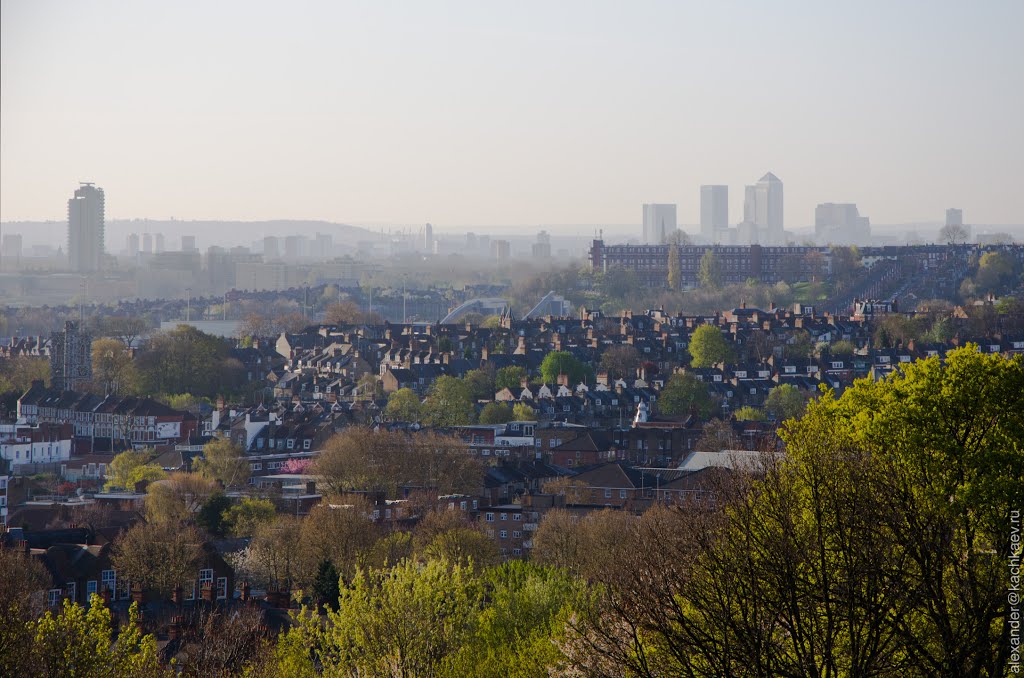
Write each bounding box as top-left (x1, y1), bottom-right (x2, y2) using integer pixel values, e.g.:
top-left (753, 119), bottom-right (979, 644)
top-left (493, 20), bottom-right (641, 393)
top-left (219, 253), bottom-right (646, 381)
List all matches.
top-left (512, 402), bottom-right (537, 421)
top-left (478, 402), bottom-right (513, 424)
top-left (385, 387), bottom-right (422, 422)
top-left (135, 325), bottom-right (245, 398)
top-left (763, 384), bottom-right (806, 421)
top-left (144, 473), bottom-right (219, 525)
top-left (90, 337), bottom-right (137, 395)
top-left (113, 521), bottom-right (204, 597)
top-left (444, 562), bottom-right (589, 678)
top-left (314, 428), bottom-right (480, 499)
top-left (0, 355), bottom-right (50, 394)
top-left (698, 250), bottom-right (722, 288)
top-left (539, 350), bottom-right (591, 385)
top-left (27, 596), bottom-right (167, 677)
top-left (658, 373), bottom-right (714, 418)
top-left (567, 346), bottom-right (1024, 677)
top-left (421, 376), bottom-right (476, 426)
top-left (599, 345), bottom-right (641, 381)
top-left (223, 497), bottom-right (277, 538)
top-left (278, 559), bottom-right (483, 677)
top-left (195, 438), bottom-right (250, 488)
top-left (0, 549), bottom-right (50, 674)
top-left (462, 368), bottom-right (495, 401)
top-left (688, 324), bottom-right (733, 367)
top-left (495, 366), bottom-right (527, 392)
top-left (667, 241), bottom-right (681, 291)
top-left (104, 449), bottom-right (166, 491)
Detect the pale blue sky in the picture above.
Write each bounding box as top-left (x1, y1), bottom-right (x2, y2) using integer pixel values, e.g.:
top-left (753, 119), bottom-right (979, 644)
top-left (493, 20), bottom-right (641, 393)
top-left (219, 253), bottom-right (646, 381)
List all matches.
top-left (2, 0), bottom-right (1022, 229)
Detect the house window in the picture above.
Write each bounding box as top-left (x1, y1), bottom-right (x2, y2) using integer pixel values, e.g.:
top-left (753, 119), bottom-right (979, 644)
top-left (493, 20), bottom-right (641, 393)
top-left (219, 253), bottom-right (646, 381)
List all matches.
top-left (251, 462), bottom-right (262, 471)
top-left (512, 548), bottom-right (522, 556)
top-left (217, 577), bottom-right (228, 600)
top-left (512, 513), bottom-right (521, 521)
top-left (287, 439), bottom-right (295, 449)
top-left (304, 439), bottom-right (311, 450)
top-left (604, 489), bottom-right (612, 499)
top-left (101, 569), bottom-right (116, 594)
top-left (48, 589), bottom-right (62, 607)
top-left (199, 568), bottom-right (213, 594)
top-left (486, 513), bottom-right (494, 522)
top-left (500, 513), bottom-right (508, 521)
top-left (187, 581), bottom-right (197, 601)
top-left (499, 530), bottom-right (508, 539)
top-left (512, 531), bottom-right (522, 538)
top-left (86, 580), bottom-right (97, 598)
top-left (620, 489), bottom-right (627, 499)
top-left (66, 581), bottom-right (76, 602)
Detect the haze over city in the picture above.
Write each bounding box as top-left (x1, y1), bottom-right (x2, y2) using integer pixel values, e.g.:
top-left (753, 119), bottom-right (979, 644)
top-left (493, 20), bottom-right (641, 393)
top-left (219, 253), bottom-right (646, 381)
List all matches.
top-left (2, 2), bottom-right (1024, 676)
top-left (3, 0), bottom-right (1023, 230)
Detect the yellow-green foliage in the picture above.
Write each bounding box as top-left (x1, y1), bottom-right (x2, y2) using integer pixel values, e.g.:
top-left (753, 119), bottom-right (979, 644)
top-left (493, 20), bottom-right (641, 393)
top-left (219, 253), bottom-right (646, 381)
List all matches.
top-left (27, 595), bottom-right (168, 677)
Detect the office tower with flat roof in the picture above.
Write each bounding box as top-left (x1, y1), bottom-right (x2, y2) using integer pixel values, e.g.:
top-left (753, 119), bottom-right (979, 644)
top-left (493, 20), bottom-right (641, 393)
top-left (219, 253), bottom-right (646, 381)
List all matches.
top-left (815, 203), bottom-right (871, 244)
top-left (491, 239), bottom-right (511, 262)
top-left (126, 233), bottom-right (140, 256)
top-left (67, 183), bottom-right (105, 272)
top-left (181, 235), bottom-right (197, 252)
top-left (754, 172), bottom-right (784, 242)
top-left (263, 236), bottom-right (280, 259)
top-left (424, 223), bottom-right (433, 251)
top-left (284, 235), bottom-right (306, 259)
top-left (532, 230), bottom-right (552, 258)
top-left (946, 208), bottom-right (963, 227)
top-left (155, 233), bottom-right (165, 253)
top-left (642, 203), bottom-right (676, 245)
top-left (2, 233), bottom-right (22, 259)
top-left (700, 185), bottom-right (728, 242)
top-left (743, 185), bottom-right (757, 223)
top-left (315, 232), bottom-right (333, 259)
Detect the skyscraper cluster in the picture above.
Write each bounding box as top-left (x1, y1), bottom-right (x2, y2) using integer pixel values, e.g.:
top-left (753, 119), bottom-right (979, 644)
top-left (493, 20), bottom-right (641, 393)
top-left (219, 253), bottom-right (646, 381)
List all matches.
top-left (698, 172), bottom-right (784, 246)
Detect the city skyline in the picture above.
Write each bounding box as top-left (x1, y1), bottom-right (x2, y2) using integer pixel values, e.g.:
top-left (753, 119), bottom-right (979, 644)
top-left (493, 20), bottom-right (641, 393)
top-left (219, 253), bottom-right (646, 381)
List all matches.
top-left (3, 1), bottom-right (1023, 228)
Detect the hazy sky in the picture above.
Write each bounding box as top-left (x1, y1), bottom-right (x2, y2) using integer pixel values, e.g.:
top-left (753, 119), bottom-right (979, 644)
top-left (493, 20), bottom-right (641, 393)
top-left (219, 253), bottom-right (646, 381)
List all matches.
top-left (2, 0), bottom-right (1022, 230)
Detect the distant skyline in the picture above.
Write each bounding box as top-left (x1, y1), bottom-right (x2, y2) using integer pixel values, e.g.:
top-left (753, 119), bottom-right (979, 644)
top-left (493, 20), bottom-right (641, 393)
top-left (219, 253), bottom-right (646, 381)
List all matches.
top-left (2, 1), bottom-right (1023, 228)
